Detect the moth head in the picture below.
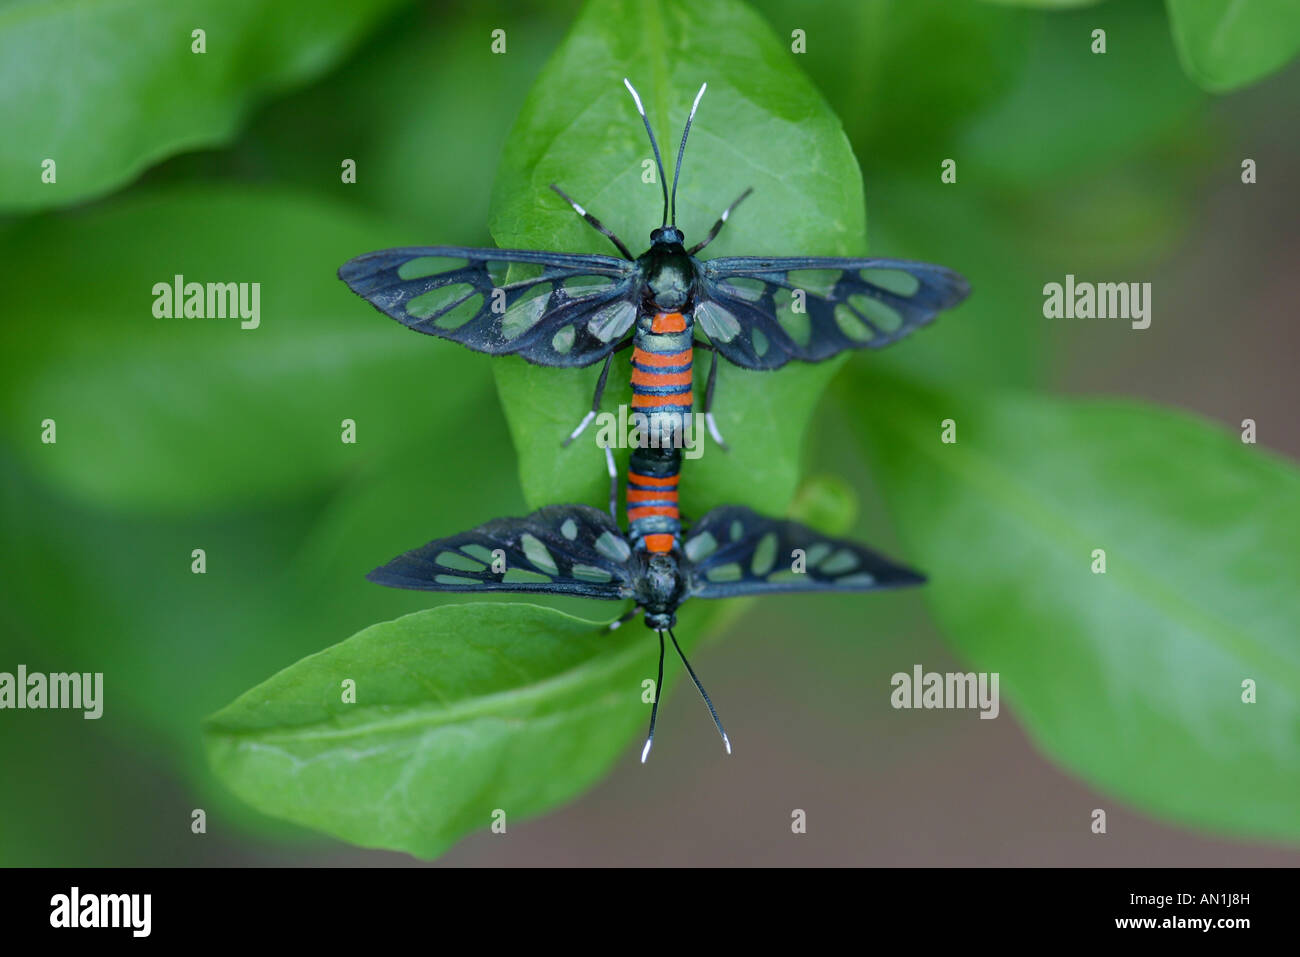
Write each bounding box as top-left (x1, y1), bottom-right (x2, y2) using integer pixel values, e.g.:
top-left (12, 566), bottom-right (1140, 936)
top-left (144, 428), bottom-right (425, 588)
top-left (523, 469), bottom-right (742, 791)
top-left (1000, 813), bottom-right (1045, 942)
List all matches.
top-left (644, 610), bottom-right (677, 631)
top-left (650, 225), bottom-right (685, 246)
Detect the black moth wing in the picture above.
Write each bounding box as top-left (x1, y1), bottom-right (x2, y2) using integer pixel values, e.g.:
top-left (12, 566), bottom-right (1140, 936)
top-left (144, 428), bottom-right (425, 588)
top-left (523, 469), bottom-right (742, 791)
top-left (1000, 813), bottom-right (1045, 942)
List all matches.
top-left (368, 504), bottom-right (640, 600)
top-left (682, 505), bottom-right (925, 598)
top-left (339, 246), bottom-right (642, 368)
top-left (696, 256), bottom-right (970, 370)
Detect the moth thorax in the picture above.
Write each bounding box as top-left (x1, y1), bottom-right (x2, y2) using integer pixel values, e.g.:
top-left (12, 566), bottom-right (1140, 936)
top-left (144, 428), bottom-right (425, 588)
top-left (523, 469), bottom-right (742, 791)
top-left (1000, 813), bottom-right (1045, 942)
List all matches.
top-left (641, 243), bottom-right (693, 311)
top-left (649, 271), bottom-right (690, 310)
top-left (639, 552), bottom-right (686, 619)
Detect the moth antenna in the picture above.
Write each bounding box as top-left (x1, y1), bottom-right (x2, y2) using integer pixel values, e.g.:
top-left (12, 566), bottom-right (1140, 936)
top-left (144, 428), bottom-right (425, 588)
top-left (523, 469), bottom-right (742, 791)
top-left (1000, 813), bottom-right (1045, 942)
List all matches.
top-left (668, 628), bottom-right (731, 755)
top-left (670, 82), bottom-right (707, 227)
top-left (641, 630), bottom-right (667, 763)
top-left (623, 78), bottom-right (670, 228)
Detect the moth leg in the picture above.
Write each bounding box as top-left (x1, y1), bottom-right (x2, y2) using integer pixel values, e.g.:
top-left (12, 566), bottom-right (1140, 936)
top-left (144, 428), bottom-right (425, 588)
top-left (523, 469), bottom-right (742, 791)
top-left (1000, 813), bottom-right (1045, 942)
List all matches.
top-left (550, 184), bottom-right (635, 260)
top-left (564, 340), bottom-right (633, 447)
top-left (564, 352), bottom-right (615, 447)
top-left (604, 442), bottom-right (618, 520)
top-left (687, 187), bottom-right (754, 255)
top-left (607, 605), bottom-right (642, 631)
top-left (702, 345), bottom-right (729, 452)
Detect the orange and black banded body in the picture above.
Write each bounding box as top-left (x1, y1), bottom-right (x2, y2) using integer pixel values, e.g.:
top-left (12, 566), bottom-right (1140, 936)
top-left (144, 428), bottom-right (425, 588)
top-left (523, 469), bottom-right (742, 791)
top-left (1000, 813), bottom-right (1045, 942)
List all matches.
top-left (627, 309), bottom-right (693, 556)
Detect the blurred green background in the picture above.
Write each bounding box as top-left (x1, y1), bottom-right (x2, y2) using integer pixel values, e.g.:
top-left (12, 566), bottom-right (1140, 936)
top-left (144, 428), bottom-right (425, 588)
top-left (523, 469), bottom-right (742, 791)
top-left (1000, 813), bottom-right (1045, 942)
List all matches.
top-left (1, 0), bottom-right (1298, 864)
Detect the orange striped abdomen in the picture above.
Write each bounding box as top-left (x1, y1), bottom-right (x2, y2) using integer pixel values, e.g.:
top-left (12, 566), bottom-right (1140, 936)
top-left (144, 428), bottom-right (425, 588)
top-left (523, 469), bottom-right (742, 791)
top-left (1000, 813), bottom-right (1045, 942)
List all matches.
top-left (626, 312), bottom-right (693, 553)
top-left (630, 320), bottom-right (693, 410)
top-left (630, 379), bottom-right (692, 408)
top-left (626, 470), bottom-right (680, 554)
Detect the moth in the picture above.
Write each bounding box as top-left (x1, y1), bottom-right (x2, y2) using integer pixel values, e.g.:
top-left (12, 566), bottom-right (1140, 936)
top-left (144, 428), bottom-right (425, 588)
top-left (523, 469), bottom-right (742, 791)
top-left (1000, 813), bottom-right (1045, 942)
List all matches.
top-left (339, 79), bottom-right (971, 450)
top-left (368, 498), bottom-right (924, 761)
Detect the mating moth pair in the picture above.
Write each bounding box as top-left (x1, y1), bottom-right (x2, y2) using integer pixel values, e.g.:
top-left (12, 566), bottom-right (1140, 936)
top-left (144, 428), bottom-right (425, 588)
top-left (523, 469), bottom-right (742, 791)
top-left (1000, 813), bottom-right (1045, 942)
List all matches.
top-left (340, 79), bottom-right (969, 759)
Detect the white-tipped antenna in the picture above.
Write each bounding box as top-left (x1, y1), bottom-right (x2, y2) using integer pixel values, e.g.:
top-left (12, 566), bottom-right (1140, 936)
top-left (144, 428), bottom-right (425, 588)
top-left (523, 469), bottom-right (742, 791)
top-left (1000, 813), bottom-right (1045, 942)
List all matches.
top-left (641, 630), bottom-right (668, 764)
top-left (622, 76), bottom-right (646, 115)
top-left (623, 78), bottom-right (670, 227)
top-left (668, 628), bottom-right (731, 756)
top-left (669, 83), bottom-right (707, 226)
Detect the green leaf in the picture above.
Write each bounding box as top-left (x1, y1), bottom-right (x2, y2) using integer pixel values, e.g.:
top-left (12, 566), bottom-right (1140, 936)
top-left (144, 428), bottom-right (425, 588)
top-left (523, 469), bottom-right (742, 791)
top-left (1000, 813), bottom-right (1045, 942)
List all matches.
top-left (0, 448), bottom-right (329, 826)
top-left (865, 176), bottom-right (1047, 389)
top-left (227, 5), bottom-right (572, 243)
top-left (745, 0), bottom-right (1034, 166)
top-left (1166, 0), bottom-right (1300, 91)
top-left (958, 0), bottom-right (1204, 184)
top-left (0, 188), bottom-right (494, 511)
top-left (977, 0), bottom-right (1103, 8)
top-left (204, 602), bottom-right (722, 858)
top-left (786, 472), bottom-right (858, 535)
top-left (0, 400), bottom-right (525, 839)
top-left (849, 372), bottom-right (1300, 841)
top-left (0, 0), bottom-right (407, 211)
top-left (489, 0), bottom-right (866, 516)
